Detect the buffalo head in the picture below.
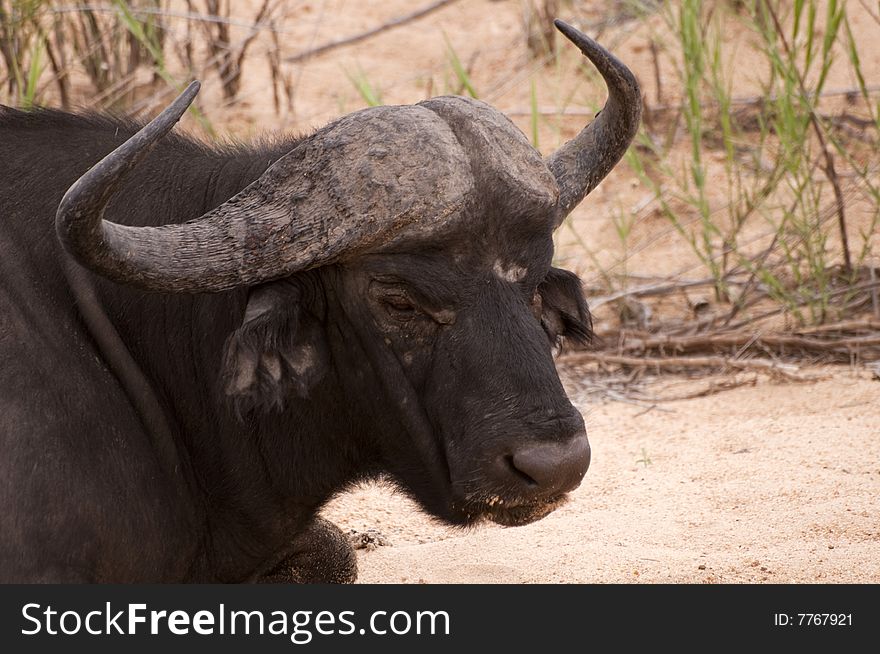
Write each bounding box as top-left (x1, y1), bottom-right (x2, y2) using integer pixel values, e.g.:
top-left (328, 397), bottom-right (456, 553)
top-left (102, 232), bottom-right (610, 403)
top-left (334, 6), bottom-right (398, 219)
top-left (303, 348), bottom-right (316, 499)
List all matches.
top-left (55, 21), bottom-right (640, 527)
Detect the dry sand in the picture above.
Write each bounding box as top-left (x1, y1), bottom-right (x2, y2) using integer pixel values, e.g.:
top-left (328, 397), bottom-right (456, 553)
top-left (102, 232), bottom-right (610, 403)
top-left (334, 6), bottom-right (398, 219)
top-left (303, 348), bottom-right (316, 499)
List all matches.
top-left (324, 369), bottom-right (880, 583)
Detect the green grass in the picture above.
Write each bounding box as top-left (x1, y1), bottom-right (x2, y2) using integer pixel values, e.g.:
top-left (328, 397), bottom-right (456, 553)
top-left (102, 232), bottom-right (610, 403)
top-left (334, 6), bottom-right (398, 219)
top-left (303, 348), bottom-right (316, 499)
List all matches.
top-left (443, 33), bottom-right (478, 99)
top-left (0, 0), bottom-right (219, 131)
top-left (611, 0), bottom-right (879, 326)
top-left (343, 65), bottom-right (383, 107)
top-left (22, 33), bottom-right (44, 109)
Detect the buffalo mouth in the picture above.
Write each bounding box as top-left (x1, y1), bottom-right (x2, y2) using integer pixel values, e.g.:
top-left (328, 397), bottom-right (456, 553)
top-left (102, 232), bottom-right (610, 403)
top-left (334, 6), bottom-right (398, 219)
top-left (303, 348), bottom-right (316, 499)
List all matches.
top-left (452, 493), bottom-right (570, 527)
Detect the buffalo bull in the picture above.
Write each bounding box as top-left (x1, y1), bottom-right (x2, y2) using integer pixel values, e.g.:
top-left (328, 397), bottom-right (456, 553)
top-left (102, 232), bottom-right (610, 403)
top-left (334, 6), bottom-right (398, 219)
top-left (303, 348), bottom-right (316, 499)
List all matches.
top-left (0, 21), bottom-right (640, 582)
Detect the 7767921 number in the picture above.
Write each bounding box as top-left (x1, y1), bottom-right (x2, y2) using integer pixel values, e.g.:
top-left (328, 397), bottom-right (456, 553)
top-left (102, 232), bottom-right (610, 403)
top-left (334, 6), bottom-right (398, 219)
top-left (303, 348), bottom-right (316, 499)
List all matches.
top-left (774, 613), bottom-right (852, 626)
top-left (799, 614), bottom-right (851, 626)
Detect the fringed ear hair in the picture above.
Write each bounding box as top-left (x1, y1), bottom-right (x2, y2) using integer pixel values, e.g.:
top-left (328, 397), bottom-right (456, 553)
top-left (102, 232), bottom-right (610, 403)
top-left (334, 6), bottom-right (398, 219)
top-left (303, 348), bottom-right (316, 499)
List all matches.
top-left (538, 267), bottom-right (593, 347)
top-left (222, 278), bottom-right (328, 416)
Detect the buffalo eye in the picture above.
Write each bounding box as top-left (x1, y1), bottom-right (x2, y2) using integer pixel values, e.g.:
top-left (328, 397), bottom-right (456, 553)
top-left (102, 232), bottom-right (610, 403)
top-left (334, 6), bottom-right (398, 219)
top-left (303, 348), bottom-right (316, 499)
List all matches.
top-left (369, 280), bottom-right (456, 326)
top-left (383, 292), bottom-right (418, 316)
top-left (369, 282), bottom-right (424, 323)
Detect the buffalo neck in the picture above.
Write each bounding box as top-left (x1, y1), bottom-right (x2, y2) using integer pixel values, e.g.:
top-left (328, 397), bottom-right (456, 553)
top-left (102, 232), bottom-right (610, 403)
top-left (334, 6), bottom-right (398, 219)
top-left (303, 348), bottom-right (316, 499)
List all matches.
top-left (86, 137), bottom-right (356, 579)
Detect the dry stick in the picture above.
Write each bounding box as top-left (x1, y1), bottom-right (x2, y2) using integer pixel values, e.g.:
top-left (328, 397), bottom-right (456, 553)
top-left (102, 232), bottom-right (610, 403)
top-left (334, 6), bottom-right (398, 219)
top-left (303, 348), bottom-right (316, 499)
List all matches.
top-left (823, 111), bottom-right (879, 131)
top-left (0, 6), bottom-right (10, 88)
top-left (125, 13), bottom-right (282, 117)
top-left (857, 0), bottom-right (880, 26)
top-left (724, 279), bottom-right (880, 332)
top-left (671, 302), bottom-right (742, 338)
top-left (51, 4), bottom-right (286, 32)
top-left (719, 175), bottom-right (868, 327)
top-left (562, 352), bottom-right (811, 381)
top-left (762, 1), bottom-right (852, 274)
top-left (608, 332), bottom-right (880, 354)
top-left (644, 376), bottom-right (759, 402)
top-left (589, 275), bottom-right (746, 309)
top-left (601, 388), bottom-right (672, 412)
top-left (54, 4), bottom-right (174, 111)
top-left (794, 319), bottom-right (880, 334)
top-left (285, 0), bottom-right (462, 64)
top-left (199, 0), bottom-right (234, 97)
top-left (194, 0), bottom-right (277, 100)
top-left (649, 38), bottom-right (662, 105)
top-left (224, 0), bottom-right (274, 98)
top-left (267, 19), bottom-right (293, 114)
top-left (720, 183), bottom-right (806, 327)
top-left (871, 266), bottom-right (880, 320)
top-left (37, 25), bottom-right (71, 109)
top-left (583, 167), bottom-right (812, 297)
top-left (682, 110), bottom-right (864, 328)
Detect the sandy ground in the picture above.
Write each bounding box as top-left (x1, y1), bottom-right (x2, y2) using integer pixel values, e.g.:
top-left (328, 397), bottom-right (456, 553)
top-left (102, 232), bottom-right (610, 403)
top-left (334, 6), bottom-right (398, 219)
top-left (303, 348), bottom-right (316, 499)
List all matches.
top-left (324, 369), bottom-right (880, 583)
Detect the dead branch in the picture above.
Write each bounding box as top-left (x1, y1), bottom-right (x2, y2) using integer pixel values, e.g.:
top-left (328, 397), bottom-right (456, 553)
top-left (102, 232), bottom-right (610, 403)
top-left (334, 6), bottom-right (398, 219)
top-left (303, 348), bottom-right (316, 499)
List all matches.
top-left (858, 0), bottom-right (880, 26)
top-left (871, 267), bottom-right (880, 320)
top-left (561, 352), bottom-right (816, 381)
top-left (645, 375), bottom-right (759, 401)
top-left (607, 332), bottom-right (880, 355)
top-left (600, 388), bottom-right (671, 411)
top-left (589, 275), bottom-right (746, 309)
top-left (724, 279), bottom-right (880, 332)
top-left (285, 0), bottom-right (461, 64)
top-left (793, 320), bottom-right (880, 335)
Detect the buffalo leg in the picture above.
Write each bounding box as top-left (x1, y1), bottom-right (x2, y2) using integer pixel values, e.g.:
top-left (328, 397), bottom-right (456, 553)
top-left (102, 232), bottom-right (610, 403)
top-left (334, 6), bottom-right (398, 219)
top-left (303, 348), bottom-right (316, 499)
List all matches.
top-left (257, 517), bottom-right (357, 584)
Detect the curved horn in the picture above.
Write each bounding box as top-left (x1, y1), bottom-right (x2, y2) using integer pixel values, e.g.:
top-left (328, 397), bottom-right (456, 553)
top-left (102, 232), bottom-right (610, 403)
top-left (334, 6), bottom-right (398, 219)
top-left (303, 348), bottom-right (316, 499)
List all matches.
top-left (56, 81), bottom-right (201, 286)
top-left (546, 20), bottom-right (642, 225)
top-left (56, 85), bottom-right (472, 293)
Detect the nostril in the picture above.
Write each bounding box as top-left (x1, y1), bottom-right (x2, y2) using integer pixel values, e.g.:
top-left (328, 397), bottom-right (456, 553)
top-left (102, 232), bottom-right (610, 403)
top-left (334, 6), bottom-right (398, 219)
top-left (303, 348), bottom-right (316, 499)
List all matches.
top-left (505, 454), bottom-right (539, 487)
top-left (508, 433), bottom-right (591, 494)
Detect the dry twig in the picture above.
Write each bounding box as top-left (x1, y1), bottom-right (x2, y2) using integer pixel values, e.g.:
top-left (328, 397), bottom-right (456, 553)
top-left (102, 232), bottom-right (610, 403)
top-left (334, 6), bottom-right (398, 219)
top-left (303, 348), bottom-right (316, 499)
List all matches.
top-left (285, 0), bottom-right (461, 64)
top-left (643, 375), bottom-right (759, 401)
top-left (562, 352), bottom-right (817, 381)
top-left (606, 331), bottom-right (880, 355)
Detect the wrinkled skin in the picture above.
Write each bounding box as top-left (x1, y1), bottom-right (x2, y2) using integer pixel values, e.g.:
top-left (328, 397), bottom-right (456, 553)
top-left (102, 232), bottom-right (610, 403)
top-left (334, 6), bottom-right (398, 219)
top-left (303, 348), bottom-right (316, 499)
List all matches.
top-left (342, 249), bottom-right (590, 526)
top-left (228, 244), bottom-right (592, 529)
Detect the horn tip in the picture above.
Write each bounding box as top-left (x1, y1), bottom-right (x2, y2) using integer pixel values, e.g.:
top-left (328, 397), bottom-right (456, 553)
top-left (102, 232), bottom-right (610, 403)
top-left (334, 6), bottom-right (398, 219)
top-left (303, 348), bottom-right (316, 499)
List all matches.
top-left (553, 18), bottom-right (640, 98)
top-left (182, 80), bottom-right (201, 103)
top-left (553, 19), bottom-right (598, 53)
top-left (163, 81), bottom-right (201, 125)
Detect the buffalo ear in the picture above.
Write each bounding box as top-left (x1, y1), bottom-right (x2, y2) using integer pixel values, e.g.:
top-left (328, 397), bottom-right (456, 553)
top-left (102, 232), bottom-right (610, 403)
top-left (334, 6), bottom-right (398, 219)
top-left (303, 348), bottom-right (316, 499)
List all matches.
top-left (221, 278), bottom-right (328, 415)
top-left (538, 267), bottom-right (593, 347)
